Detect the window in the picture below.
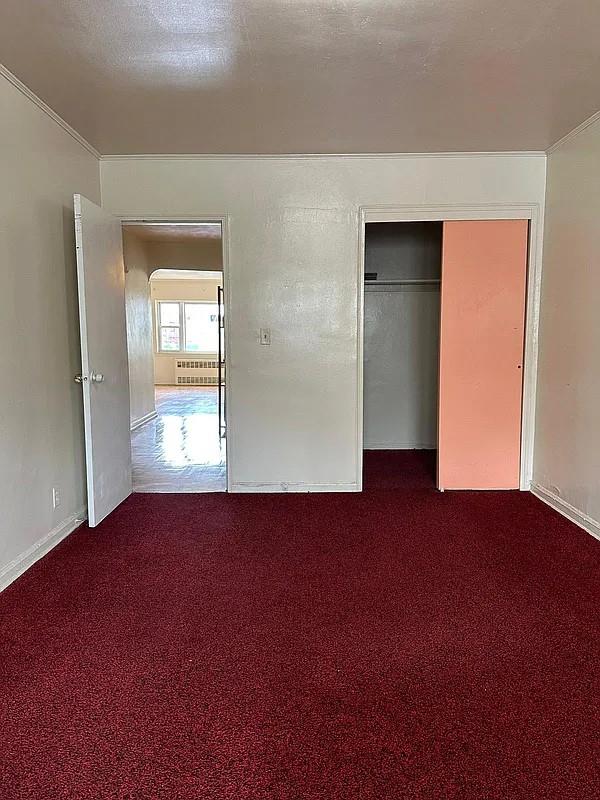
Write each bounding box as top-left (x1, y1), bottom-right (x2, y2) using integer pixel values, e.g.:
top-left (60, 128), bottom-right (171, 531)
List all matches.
top-left (184, 303), bottom-right (219, 352)
top-left (157, 302), bottom-right (181, 351)
top-left (157, 301), bottom-right (219, 353)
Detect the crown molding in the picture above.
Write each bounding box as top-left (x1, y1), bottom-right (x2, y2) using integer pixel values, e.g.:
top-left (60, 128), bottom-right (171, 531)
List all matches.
top-left (0, 63), bottom-right (100, 160)
top-left (547, 109), bottom-right (600, 155)
top-left (100, 150), bottom-right (546, 161)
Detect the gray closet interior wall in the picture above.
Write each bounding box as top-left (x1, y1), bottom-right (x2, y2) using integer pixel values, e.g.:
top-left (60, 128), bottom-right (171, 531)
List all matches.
top-left (363, 222), bottom-right (442, 450)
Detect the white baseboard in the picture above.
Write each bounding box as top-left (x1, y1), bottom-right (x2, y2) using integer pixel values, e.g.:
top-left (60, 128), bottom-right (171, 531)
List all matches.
top-left (364, 443), bottom-right (435, 450)
top-left (230, 482), bottom-right (359, 493)
top-left (130, 410), bottom-right (157, 431)
top-left (0, 507), bottom-right (87, 593)
top-left (531, 483), bottom-right (600, 543)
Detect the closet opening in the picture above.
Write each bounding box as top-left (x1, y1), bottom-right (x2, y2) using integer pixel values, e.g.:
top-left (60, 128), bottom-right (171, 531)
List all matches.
top-left (362, 222), bottom-right (442, 490)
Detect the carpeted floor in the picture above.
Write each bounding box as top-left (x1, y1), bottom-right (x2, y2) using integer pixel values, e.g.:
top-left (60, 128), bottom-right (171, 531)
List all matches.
top-left (1, 452), bottom-right (599, 799)
top-left (362, 448), bottom-right (437, 490)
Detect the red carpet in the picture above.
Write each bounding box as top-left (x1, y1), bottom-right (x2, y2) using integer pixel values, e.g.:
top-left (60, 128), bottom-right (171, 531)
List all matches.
top-left (1, 452), bottom-right (600, 799)
top-left (363, 448), bottom-right (436, 490)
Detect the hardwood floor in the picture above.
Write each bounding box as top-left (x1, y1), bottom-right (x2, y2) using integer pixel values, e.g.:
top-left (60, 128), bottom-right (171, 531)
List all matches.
top-left (131, 386), bottom-right (226, 492)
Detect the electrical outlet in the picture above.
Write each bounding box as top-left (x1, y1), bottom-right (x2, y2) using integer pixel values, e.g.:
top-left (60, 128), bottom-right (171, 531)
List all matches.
top-left (52, 487), bottom-right (61, 510)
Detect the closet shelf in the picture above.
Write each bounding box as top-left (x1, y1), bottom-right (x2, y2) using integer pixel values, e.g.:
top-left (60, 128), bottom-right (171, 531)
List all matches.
top-left (364, 278), bottom-right (441, 286)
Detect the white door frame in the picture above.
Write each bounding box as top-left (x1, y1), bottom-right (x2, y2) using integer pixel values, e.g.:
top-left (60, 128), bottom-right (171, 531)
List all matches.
top-left (356, 203), bottom-right (544, 492)
top-left (119, 213), bottom-right (233, 492)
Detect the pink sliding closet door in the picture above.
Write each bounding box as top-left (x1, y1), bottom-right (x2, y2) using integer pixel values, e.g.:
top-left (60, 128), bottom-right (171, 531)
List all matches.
top-left (438, 220), bottom-right (528, 490)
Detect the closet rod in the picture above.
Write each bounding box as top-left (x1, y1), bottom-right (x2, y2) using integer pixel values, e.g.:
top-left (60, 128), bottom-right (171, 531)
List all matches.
top-left (364, 278), bottom-right (441, 286)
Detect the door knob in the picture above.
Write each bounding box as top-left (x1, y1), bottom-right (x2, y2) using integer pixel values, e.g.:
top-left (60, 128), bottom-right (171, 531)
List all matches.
top-left (90, 372), bottom-right (105, 383)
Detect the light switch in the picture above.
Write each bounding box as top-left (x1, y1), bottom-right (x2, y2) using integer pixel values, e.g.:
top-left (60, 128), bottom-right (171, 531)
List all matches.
top-left (260, 328), bottom-right (271, 345)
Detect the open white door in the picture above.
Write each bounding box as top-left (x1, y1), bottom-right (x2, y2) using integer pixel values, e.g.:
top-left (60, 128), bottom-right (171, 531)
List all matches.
top-left (74, 194), bottom-right (132, 526)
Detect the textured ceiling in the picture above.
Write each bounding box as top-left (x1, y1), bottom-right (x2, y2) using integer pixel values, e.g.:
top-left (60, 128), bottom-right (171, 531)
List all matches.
top-left (1, 0), bottom-right (600, 154)
top-left (124, 223), bottom-right (222, 242)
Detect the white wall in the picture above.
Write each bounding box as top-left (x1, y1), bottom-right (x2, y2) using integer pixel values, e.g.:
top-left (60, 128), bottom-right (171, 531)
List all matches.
top-left (101, 154), bottom-right (546, 491)
top-left (123, 229), bottom-right (155, 427)
top-left (151, 276), bottom-right (222, 384)
top-left (533, 118), bottom-right (600, 533)
top-left (0, 74), bottom-right (100, 586)
top-left (364, 287), bottom-right (440, 449)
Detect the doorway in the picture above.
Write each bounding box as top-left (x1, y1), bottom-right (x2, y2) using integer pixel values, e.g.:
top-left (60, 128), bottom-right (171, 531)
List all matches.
top-left (122, 223), bottom-right (227, 493)
top-left (359, 207), bottom-right (540, 493)
top-left (362, 222), bottom-right (442, 489)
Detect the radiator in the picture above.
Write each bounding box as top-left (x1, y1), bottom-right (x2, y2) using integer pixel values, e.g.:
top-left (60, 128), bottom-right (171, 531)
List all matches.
top-left (174, 359), bottom-right (221, 386)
